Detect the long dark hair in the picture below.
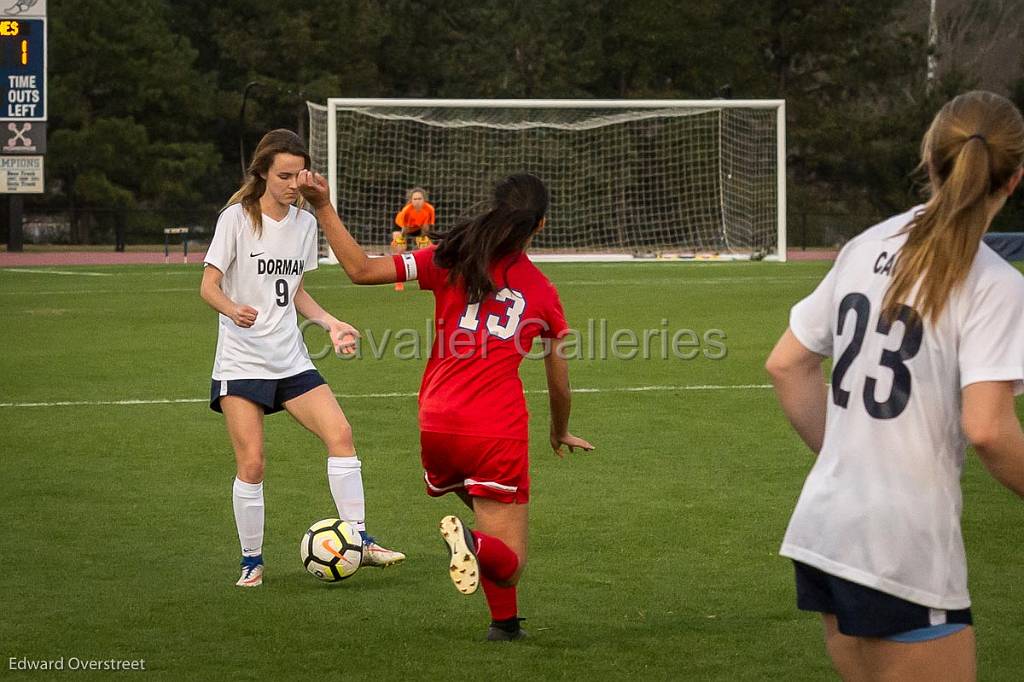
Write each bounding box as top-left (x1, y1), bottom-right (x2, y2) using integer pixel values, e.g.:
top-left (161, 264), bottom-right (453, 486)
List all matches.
top-left (433, 173), bottom-right (549, 303)
top-left (224, 129), bottom-right (310, 238)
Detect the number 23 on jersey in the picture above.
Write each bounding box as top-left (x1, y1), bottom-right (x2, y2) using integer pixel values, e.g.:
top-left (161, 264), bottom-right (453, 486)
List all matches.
top-left (832, 292), bottom-right (923, 420)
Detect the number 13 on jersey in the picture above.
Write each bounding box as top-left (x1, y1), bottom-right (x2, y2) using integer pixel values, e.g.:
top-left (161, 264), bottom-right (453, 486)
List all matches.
top-left (458, 288), bottom-right (527, 340)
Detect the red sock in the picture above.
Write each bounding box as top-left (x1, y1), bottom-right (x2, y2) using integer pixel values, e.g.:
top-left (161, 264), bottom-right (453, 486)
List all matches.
top-left (481, 576), bottom-right (518, 621)
top-left (472, 530), bottom-right (519, 582)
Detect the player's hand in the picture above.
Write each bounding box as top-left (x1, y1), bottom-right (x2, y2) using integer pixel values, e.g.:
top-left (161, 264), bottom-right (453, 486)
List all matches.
top-left (550, 431), bottom-right (594, 457)
top-left (329, 320), bottom-right (361, 355)
top-left (297, 170), bottom-right (331, 209)
top-left (230, 304), bottom-right (258, 328)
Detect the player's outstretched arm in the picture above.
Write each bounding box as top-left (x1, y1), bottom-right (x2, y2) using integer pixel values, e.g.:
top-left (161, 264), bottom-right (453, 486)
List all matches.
top-left (962, 381), bottom-right (1024, 498)
top-left (200, 264), bottom-right (258, 328)
top-left (297, 170), bottom-right (398, 285)
top-left (544, 337), bottom-right (594, 456)
top-left (293, 278), bottom-right (359, 355)
top-left (765, 328), bottom-right (828, 454)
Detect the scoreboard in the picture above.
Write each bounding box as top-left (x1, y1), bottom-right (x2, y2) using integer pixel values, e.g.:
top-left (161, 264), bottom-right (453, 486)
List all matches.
top-left (0, 17), bottom-right (45, 120)
top-left (1, 6), bottom-right (46, 199)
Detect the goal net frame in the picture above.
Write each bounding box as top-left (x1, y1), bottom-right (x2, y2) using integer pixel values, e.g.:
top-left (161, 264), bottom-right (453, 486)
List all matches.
top-left (308, 98), bottom-right (787, 263)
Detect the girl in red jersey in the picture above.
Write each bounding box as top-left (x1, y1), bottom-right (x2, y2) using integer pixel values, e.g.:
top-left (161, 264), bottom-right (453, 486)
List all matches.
top-left (391, 187), bottom-right (435, 291)
top-left (299, 170), bottom-right (593, 641)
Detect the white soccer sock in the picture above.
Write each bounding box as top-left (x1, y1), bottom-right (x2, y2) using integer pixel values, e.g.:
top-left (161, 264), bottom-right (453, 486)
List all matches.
top-left (327, 455), bottom-right (366, 532)
top-left (232, 477), bottom-right (265, 558)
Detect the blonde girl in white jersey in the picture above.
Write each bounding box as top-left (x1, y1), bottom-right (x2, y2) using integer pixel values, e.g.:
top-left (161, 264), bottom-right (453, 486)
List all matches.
top-left (200, 129), bottom-right (404, 587)
top-left (767, 91), bottom-right (1024, 681)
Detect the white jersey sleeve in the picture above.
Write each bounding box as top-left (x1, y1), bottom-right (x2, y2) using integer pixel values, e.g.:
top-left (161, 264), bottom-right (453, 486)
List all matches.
top-left (204, 208), bottom-right (239, 273)
top-left (789, 263), bottom-right (839, 356)
top-left (956, 251), bottom-right (1024, 393)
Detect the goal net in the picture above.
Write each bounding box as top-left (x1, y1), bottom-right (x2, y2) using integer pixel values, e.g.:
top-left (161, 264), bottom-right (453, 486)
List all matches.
top-left (307, 99), bottom-right (786, 262)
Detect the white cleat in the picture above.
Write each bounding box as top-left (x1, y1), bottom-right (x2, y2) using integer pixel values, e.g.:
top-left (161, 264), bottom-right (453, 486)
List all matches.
top-left (440, 515), bottom-right (479, 595)
top-left (360, 535), bottom-right (406, 568)
top-left (236, 558), bottom-right (264, 587)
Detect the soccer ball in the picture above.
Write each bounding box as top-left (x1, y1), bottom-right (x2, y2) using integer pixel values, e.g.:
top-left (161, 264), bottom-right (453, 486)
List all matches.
top-left (300, 518), bottom-right (363, 582)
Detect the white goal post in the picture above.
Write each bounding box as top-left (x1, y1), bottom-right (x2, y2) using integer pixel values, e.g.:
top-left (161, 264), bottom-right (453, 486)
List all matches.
top-left (307, 98), bottom-right (786, 262)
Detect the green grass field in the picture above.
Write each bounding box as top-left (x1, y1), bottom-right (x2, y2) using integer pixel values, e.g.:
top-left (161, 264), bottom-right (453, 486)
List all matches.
top-left (1, 261), bottom-right (1021, 680)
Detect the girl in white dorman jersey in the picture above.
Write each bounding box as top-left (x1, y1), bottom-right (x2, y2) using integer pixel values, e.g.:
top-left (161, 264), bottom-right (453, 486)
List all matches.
top-left (200, 129), bottom-right (404, 587)
top-left (767, 91), bottom-right (1024, 681)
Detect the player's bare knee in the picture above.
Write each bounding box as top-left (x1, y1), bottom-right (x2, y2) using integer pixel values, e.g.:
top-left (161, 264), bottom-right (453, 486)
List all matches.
top-left (324, 422), bottom-right (354, 454)
top-left (236, 451), bottom-right (265, 483)
top-left (237, 463), bottom-right (264, 484)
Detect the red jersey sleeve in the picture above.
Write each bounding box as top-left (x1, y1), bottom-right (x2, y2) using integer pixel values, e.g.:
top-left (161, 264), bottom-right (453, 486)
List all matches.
top-left (540, 283), bottom-right (570, 339)
top-left (392, 246), bottom-right (444, 289)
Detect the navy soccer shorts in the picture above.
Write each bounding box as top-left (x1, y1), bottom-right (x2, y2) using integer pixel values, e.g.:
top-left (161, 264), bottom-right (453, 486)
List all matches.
top-left (793, 561), bottom-right (972, 639)
top-left (209, 369), bottom-right (326, 415)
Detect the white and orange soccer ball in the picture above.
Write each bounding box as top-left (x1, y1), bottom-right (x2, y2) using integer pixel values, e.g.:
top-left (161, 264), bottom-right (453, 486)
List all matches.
top-left (300, 518), bottom-right (363, 582)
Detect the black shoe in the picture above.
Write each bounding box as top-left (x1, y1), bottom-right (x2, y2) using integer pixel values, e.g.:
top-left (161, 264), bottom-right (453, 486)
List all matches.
top-left (487, 617), bottom-right (527, 642)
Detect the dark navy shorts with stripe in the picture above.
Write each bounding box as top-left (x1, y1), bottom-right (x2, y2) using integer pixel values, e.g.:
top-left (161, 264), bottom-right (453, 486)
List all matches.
top-left (794, 561), bottom-right (972, 638)
top-left (209, 369), bottom-right (326, 415)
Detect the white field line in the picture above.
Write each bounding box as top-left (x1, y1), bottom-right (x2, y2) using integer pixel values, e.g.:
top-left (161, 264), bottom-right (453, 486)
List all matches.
top-left (0, 276), bottom-right (819, 297)
top-left (554, 276), bottom-right (820, 286)
top-left (0, 287), bottom-right (200, 297)
top-left (0, 383), bottom-right (773, 409)
top-left (0, 269), bottom-right (114, 277)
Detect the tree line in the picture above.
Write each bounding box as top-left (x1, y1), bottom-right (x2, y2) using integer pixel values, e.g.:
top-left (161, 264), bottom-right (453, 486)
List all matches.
top-left (16, 0), bottom-right (1024, 244)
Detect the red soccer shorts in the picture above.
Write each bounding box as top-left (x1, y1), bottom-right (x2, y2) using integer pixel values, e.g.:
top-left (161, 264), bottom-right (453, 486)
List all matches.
top-left (419, 431), bottom-right (530, 504)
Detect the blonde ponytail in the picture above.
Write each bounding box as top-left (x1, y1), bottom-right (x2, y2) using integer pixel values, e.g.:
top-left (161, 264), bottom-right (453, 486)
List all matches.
top-left (883, 92), bottom-right (1024, 322)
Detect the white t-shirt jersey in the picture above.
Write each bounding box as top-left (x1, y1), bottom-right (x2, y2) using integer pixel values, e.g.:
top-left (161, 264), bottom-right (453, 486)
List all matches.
top-left (780, 207), bottom-right (1024, 610)
top-left (204, 203), bottom-right (320, 380)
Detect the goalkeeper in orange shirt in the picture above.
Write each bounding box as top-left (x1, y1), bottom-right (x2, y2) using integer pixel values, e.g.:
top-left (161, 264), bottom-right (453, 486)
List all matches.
top-left (392, 187), bottom-right (435, 291)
